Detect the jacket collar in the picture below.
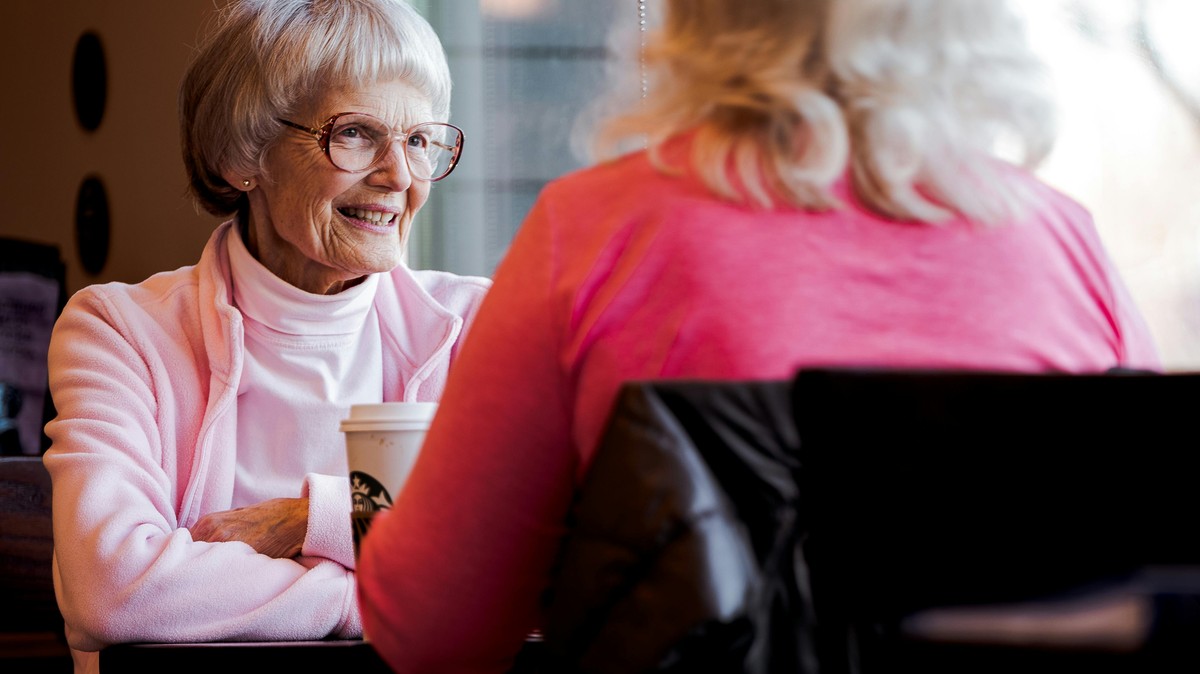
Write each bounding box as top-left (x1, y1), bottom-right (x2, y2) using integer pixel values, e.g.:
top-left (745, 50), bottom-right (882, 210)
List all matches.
top-left (196, 220), bottom-right (462, 398)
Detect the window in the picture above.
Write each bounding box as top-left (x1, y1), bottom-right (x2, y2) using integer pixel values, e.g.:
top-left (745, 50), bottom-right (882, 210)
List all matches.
top-left (1021, 0), bottom-right (1200, 370)
top-left (411, 0), bottom-right (626, 276)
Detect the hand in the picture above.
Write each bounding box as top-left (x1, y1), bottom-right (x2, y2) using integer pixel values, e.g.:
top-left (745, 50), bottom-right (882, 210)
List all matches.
top-left (190, 497), bottom-right (310, 559)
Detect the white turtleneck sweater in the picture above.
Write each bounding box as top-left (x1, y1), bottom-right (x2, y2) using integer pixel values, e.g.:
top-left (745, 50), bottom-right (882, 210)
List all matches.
top-left (227, 228), bottom-right (383, 508)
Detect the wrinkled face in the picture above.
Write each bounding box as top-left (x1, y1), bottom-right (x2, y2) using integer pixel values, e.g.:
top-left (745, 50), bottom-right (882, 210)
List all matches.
top-left (242, 79), bottom-right (435, 294)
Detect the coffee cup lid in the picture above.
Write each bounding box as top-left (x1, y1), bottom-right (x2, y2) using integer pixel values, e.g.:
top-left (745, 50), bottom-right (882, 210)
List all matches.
top-left (340, 402), bottom-right (438, 431)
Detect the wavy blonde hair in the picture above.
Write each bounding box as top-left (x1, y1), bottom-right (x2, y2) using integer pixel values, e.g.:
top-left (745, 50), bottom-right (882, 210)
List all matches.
top-left (583, 0), bottom-right (1056, 225)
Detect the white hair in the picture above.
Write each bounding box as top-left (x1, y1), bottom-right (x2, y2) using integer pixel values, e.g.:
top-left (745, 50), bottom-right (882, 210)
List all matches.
top-left (180, 0), bottom-right (452, 216)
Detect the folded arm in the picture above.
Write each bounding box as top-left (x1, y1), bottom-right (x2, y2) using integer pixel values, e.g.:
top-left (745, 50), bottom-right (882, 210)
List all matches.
top-left (45, 289), bottom-right (360, 652)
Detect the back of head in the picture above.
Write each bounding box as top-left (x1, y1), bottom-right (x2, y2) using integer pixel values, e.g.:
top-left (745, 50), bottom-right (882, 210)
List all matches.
top-left (179, 0), bottom-right (452, 217)
top-left (586, 0), bottom-right (1056, 225)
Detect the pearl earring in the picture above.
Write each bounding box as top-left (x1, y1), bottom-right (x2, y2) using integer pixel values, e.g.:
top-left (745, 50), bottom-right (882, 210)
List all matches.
top-left (242, 179), bottom-right (252, 188)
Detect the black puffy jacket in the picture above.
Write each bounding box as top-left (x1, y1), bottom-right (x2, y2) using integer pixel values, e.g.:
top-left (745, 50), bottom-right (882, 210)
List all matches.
top-left (540, 379), bottom-right (817, 674)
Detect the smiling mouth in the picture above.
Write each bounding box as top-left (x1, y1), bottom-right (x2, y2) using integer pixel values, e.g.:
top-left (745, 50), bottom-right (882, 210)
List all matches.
top-left (339, 208), bottom-right (397, 226)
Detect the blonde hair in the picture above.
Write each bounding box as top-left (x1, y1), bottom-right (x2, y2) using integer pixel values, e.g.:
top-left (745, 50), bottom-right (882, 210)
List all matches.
top-left (180, 0), bottom-right (452, 216)
top-left (584, 0), bottom-right (1056, 225)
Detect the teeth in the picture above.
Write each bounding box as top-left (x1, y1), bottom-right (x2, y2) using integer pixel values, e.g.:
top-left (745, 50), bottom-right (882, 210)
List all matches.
top-left (345, 208), bottom-right (394, 224)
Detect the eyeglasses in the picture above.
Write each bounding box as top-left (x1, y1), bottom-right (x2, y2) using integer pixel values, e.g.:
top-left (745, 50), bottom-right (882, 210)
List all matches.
top-left (277, 113), bottom-right (464, 182)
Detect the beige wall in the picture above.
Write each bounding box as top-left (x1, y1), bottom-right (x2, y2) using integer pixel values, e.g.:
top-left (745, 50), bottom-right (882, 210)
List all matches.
top-left (0, 1), bottom-right (219, 296)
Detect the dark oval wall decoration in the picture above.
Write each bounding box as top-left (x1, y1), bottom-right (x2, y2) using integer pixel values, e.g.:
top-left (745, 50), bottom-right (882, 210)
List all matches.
top-left (76, 176), bottom-right (111, 275)
top-left (72, 31), bottom-right (107, 132)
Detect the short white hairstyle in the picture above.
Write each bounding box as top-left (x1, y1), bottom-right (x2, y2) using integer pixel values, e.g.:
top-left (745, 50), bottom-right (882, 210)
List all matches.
top-left (583, 0), bottom-right (1056, 225)
top-left (180, 0), bottom-right (452, 216)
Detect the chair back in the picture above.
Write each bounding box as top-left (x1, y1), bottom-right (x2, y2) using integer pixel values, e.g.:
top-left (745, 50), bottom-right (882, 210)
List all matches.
top-left (0, 455), bottom-right (71, 671)
top-left (793, 367), bottom-right (1200, 674)
top-left (0, 237), bottom-right (66, 456)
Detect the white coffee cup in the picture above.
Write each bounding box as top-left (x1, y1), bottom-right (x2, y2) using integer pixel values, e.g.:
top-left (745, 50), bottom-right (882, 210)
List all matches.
top-left (341, 402), bottom-right (437, 556)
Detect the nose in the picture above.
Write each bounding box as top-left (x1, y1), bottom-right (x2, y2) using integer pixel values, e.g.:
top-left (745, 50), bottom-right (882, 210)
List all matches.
top-left (366, 140), bottom-right (413, 192)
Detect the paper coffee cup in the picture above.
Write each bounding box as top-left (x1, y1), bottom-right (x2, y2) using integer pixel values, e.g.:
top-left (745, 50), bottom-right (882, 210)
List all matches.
top-left (342, 402), bottom-right (437, 557)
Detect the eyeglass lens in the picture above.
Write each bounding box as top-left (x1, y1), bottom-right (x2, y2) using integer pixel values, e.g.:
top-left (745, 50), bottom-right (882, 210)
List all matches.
top-left (326, 114), bottom-right (460, 180)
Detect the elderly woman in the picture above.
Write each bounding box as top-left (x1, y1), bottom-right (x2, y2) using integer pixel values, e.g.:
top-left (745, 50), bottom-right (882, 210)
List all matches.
top-left (356, 0), bottom-right (1160, 672)
top-left (42, 1), bottom-right (487, 672)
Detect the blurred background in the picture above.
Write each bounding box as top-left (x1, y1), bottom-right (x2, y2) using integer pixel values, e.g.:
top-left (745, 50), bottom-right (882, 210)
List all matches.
top-left (0, 0), bottom-right (1197, 453)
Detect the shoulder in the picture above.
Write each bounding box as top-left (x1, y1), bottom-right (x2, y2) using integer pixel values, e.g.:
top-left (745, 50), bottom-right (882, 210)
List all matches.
top-left (49, 264), bottom-right (210, 388)
top-left (62, 265), bottom-right (202, 333)
top-left (53, 225), bottom-right (236, 366)
top-left (62, 223), bottom-right (236, 330)
top-left (540, 143), bottom-right (688, 207)
top-left (525, 139), bottom-right (709, 249)
top-left (992, 163), bottom-right (1096, 231)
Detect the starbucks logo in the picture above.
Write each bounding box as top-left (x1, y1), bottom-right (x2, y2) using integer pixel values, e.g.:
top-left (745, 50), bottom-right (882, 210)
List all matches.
top-left (350, 471), bottom-right (393, 513)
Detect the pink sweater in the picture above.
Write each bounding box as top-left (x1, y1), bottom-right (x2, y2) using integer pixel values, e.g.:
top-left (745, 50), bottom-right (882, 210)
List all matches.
top-left (357, 139), bottom-right (1160, 673)
top-left (43, 222), bottom-right (489, 673)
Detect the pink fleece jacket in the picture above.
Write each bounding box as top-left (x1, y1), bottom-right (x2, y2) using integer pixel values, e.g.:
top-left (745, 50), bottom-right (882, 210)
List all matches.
top-left (43, 221), bottom-right (489, 672)
top-left (357, 138), bottom-right (1161, 673)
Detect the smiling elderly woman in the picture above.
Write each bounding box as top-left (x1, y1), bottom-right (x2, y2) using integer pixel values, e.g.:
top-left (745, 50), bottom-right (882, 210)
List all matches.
top-left (41, 1), bottom-right (488, 673)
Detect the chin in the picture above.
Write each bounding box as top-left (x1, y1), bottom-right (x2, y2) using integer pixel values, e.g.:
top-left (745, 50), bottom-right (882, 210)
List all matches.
top-left (368, 248), bottom-right (406, 273)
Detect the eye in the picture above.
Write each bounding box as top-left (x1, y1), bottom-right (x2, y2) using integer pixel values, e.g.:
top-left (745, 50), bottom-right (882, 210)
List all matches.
top-left (328, 117), bottom-right (386, 149)
top-left (334, 124), bottom-right (367, 141)
top-left (406, 132), bottom-right (431, 151)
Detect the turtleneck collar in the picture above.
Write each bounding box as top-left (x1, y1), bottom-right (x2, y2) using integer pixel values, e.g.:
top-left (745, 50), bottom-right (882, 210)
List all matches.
top-left (227, 223), bottom-right (379, 337)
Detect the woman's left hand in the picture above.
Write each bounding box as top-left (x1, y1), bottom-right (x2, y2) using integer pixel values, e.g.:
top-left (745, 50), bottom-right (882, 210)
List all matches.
top-left (190, 497), bottom-right (310, 559)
